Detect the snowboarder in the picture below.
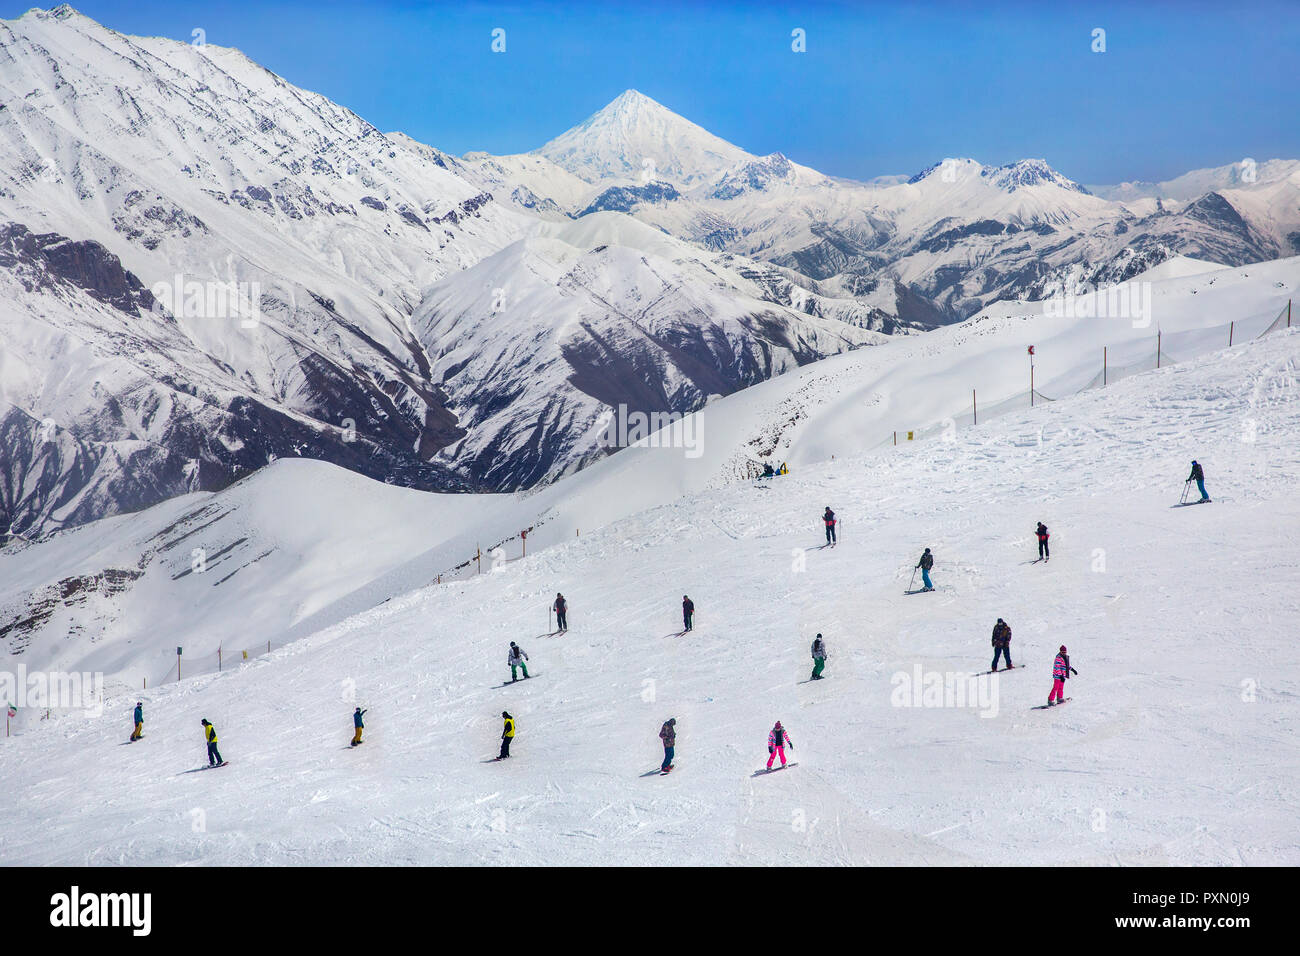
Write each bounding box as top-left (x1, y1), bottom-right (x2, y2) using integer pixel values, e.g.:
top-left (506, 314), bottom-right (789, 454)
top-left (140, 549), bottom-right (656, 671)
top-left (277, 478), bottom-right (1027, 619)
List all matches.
top-left (1036, 522), bottom-right (1050, 561)
top-left (130, 701), bottom-right (143, 741)
top-left (766, 721), bottom-right (794, 770)
top-left (1047, 645), bottom-right (1078, 706)
top-left (1188, 460), bottom-right (1210, 502)
top-left (916, 548), bottom-right (935, 591)
top-left (682, 595), bottom-right (695, 632)
top-left (351, 707), bottom-right (366, 746)
top-left (810, 633), bottom-right (828, 680)
top-left (990, 618), bottom-right (1012, 672)
top-left (498, 711), bottom-right (515, 759)
top-left (761, 463), bottom-right (775, 478)
top-left (823, 507), bottom-right (837, 545)
top-left (200, 718), bottom-right (223, 766)
top-left (553, 593), bottom-right (568, 631)
top-left (659, 717), bottom-right (676, 772)
top-left (508, 641), bottom-right (530, 682)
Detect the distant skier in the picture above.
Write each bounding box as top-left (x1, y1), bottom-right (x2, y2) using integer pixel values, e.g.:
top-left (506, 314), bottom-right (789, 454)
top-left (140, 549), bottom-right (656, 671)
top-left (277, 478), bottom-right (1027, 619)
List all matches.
top-left (990, 618), bottom-right (1013, 672)
top-left (1035, 522), bottom-right (1050, 561)
top-left (351, 707), bottom-right (366, 747)
top-left (498, 711), bottom-right (515, 759)
top-left (766, 721), bottom-right (794, 770)
top-left (823, 507), bottom-right (837, 545)
top-left (200, 718), bottom-right (224, 767)
top-left (810, 633), bottom-right (828, 680)
top-left (916, 548), bottom-right (935, 591)
top-left (1188, 460), bottom-right (1210, 502)
top-left (1047, 645), bottom-right (1078, 706)
top-left (553, 593), bottom-right (568, 632)
top-left (508, 641), bottom-right (530, 682)
top-left (682, 595), bottom-right (695, 632)
top-left (778, 462), bottom-right (789, 476)
top-left (130, 701), bottom-right (143, 741)
top-left (659, 717), bottom-right (676, 772)
top-left (761, 463), bottom-right (775, 478)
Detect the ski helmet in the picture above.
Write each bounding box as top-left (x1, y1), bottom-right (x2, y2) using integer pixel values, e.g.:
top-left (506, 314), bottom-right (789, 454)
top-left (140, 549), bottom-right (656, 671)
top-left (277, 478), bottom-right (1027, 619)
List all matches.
top-left (1060, 645), bottom-right (1067, 653)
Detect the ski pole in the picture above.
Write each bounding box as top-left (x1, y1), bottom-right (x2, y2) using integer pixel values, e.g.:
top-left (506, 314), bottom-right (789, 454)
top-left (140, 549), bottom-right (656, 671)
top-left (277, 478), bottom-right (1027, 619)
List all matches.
top-left (908, 567), bottom-right (917, 591)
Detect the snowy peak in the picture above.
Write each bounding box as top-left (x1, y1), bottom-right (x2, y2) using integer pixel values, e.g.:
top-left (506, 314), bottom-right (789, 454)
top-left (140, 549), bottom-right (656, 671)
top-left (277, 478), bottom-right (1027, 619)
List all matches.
top-left (907, 158), bottom-right (1086, 194)
top-left (984, 159), bottom-right (1089, 194)
top-left (536, 89), bottom-right (754, 186)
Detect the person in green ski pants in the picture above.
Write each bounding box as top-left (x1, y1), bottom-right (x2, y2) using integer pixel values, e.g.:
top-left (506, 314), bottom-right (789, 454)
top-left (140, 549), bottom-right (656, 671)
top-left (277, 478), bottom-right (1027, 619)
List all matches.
top-left (508, 642), bottom-right (530, 682)
top-left (810, 634), bottom-right (828, 680)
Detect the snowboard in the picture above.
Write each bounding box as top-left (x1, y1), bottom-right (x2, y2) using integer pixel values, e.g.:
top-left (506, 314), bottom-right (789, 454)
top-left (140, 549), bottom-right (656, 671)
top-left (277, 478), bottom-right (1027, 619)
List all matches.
top-left (973, 664), bottom-right (1022, 677)
top-left (752, 762), bottom-right (799, 777)
top-left (499, 674), bottom-right (539, 688)
top-left (1031, 698), bottom-right (1071, 710)
top-left (184, 761), bottom-right (229, 773)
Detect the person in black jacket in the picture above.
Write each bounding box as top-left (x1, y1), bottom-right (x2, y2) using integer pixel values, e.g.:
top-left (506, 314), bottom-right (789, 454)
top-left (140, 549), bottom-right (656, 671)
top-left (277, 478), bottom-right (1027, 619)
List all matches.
top-left (823, 508), bottom-right (837, 545)
top-left (1188, 460), bottom-right (1210, 502)
top-left (553, 593), bottom-right (568, 631)
top-left (990, 619), bottom-right (1012, 672)
top-left (916, 548), bottom-right (934, 591)
top-left (1035, 522), bottom-right (1050, 561)
top-left (682, 595), bottom-right (695, 632)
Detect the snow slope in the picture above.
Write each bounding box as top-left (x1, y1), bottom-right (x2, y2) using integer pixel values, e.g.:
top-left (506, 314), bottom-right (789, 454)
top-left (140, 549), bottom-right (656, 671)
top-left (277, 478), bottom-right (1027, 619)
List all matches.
top-left (0, 301), bottom-right (1297, 865)
top-left (5, 254), bottom-right (1295, 702)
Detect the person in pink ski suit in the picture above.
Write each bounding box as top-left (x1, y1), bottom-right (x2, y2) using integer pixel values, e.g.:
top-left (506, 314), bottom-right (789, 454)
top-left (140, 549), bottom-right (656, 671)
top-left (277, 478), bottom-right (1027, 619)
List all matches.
top-left (766, 721), bottom-right (794, 769)
top-left (1048, 645), bottom-right (1078, 705)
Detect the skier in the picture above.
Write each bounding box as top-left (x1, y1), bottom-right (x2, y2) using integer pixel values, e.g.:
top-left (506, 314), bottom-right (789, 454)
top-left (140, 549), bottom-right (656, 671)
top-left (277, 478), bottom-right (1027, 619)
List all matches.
top-left (1047, 645), bottom-right (1078, 706)
top-left (766, 720), bottom-right (794, 770)
top-left (200, 718), bottom-right (224, 767)
top-left (990, 618), bottom-right (1012, 672)
top-left (351, 707), bottom-right (366, 747)
top-left (1036, 522), bottom-right (1050, 561)
top-left (916, 548), bottom-right (935, 591)
top-left (498, 711), bottom-right (515, 759)
top-left (130, 701), bottom-right (143, 741)
top-left (682, 595), bottom-right (695, 632)
top-left (823, 507), bottom-right (837, 545)
top-left (553, 593), bottom-right (568, 632)
top-left (810, 633), bottom-right (828, 680)
top-left (659, 717), bottom-right (676, 773)
top-left (508, 641), bottom-right (530, 682)
top-left (1188, 460), bottom-right (1210, 502)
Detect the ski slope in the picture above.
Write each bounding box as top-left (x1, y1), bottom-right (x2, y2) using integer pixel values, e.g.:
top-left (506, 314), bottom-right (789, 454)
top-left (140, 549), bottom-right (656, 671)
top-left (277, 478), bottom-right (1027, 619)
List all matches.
top-left (1, 323), bottom-right (1297, 865)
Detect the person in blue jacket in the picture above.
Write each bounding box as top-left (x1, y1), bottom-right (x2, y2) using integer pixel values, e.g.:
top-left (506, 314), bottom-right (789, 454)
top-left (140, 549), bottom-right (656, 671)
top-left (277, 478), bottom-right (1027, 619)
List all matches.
top-left (351, 707), bottom-right (366, 746)
top-left (1188, 460), bottom-right (1210, 502)
top-left (130, 701), bottom-right (144, 741)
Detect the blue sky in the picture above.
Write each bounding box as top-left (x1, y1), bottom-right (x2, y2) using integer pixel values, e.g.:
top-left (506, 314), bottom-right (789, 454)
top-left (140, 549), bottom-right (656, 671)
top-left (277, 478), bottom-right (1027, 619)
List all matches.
top-left (8, 0), bottom-right (1297, 183)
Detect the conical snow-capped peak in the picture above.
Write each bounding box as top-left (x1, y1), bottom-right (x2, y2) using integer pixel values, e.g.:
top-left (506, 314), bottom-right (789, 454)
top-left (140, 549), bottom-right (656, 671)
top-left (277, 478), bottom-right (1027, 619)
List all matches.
top-left (536, 89), bottom-right (754, 186)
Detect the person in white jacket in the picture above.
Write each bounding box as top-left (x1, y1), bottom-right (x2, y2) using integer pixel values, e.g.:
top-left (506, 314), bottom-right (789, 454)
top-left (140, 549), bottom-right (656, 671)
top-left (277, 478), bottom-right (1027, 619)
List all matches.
top-left (508, 642), bottom-right (530, 682)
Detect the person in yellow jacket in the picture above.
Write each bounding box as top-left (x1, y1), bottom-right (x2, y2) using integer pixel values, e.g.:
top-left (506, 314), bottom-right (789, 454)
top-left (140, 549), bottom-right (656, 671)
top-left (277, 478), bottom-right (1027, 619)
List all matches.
top-left (778, 462), bottom-right (789, 475)
top-left (497, 711), bottom-right (515, 760)
top-left (200, 718), bottom-right (224, 767)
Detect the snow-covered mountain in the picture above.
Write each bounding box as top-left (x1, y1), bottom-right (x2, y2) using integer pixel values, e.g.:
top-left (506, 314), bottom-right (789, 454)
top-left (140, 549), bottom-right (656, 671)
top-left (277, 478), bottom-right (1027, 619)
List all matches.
top-left (0, 10), bottom-right (894, 534)
top-left (536, 89), bottom-right (755, 186)
top-left (480, 91), bottom-right (1300, 325)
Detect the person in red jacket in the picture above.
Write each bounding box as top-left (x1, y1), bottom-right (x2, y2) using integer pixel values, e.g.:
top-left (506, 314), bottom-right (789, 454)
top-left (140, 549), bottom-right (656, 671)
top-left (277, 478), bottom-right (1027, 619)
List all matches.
top-left (1035, 522), bottom-right (1050, 561)
top-left (823, 507), bottom-right (837, 546)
